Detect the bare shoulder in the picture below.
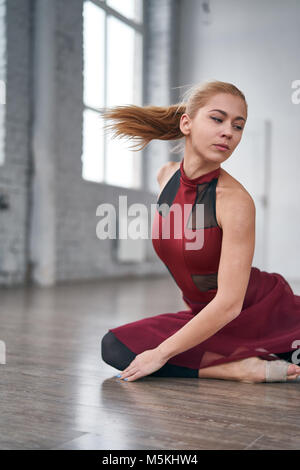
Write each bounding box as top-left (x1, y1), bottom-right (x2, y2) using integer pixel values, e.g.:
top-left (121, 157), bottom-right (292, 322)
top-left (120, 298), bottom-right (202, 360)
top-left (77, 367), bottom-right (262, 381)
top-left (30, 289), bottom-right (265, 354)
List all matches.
top-left (157, 161), bottom-right (180, 191)
top-left (216, 168), bottom-right (255, 229)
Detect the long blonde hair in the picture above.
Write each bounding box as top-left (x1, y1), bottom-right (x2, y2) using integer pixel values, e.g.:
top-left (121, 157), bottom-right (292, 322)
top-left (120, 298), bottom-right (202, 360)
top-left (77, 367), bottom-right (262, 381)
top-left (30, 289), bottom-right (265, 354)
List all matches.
top-left (99, 80), bottom-right (248, 153)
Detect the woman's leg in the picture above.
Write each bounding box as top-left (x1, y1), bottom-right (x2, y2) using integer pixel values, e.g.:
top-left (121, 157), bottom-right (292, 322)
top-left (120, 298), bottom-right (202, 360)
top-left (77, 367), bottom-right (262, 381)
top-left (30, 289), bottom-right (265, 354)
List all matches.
top-left (101, 331), bottom-right (300, 382)
top-left (101, 331), bottom-right (199, 378)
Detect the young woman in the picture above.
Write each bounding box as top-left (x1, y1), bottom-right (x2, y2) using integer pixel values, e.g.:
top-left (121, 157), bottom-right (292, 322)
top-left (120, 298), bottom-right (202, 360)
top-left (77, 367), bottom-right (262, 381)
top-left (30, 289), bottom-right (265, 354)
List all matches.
top-left (101, 80), bottom-right (300, 384)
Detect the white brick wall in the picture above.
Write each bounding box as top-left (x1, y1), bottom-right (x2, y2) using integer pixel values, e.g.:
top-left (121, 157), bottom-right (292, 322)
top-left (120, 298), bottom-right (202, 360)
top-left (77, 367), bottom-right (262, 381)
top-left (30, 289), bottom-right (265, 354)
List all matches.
top-left (0, 0), bottom-right (32, 286)
top-left (0, 0), bottom-right (6, 165)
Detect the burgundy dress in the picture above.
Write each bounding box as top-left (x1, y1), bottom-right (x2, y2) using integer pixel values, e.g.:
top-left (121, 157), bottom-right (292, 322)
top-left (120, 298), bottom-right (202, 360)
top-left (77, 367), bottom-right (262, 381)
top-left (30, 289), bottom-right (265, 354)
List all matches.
top-left (109, 158), bottom-right (300, 370)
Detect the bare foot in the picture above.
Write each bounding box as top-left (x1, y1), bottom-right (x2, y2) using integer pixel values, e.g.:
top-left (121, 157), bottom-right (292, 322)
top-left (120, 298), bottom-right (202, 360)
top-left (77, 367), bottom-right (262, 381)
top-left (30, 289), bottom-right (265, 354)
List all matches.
top-left (198, 356), bottom-right (300, 383)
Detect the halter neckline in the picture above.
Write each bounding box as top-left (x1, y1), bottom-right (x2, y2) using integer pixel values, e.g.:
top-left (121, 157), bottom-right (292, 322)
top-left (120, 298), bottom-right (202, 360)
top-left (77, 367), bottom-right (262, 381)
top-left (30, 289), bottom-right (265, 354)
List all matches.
top-left (180, 158), bottom-right (221, 186)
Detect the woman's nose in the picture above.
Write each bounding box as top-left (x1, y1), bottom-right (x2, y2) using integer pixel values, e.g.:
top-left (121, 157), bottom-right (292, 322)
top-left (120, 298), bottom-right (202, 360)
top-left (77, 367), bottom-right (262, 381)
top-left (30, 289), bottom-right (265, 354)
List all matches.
top-left (221, 128), bottom-right (233, 138)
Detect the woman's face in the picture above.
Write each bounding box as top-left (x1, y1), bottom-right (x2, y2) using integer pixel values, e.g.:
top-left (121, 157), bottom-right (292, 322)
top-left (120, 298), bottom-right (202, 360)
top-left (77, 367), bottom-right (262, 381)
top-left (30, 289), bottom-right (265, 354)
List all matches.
top-left (180, 93), bottom-right (247, 163)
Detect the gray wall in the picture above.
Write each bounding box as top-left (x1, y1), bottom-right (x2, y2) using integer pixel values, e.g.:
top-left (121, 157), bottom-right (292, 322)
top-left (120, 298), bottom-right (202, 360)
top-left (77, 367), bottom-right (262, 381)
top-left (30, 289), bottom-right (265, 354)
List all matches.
top-left (0, 0), bottom-right (32, 285)
top-left (143, 0), bottom-right (181, 194)
top-left (178, 0), bottom-right (300, 281)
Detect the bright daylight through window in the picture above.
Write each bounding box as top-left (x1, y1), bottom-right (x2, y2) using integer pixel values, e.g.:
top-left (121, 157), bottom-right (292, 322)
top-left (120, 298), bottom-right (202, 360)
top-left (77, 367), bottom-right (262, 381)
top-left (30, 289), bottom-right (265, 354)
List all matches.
top-left (82, 0), bottom-right (144, 189)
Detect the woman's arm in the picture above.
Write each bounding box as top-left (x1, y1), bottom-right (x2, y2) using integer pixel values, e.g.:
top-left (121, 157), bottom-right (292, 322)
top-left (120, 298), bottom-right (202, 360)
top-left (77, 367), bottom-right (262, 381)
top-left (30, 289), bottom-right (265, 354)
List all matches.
top-left (156, 189), bottom-right (256, 362)
top-left (157, 296), bottom-right (241, 361)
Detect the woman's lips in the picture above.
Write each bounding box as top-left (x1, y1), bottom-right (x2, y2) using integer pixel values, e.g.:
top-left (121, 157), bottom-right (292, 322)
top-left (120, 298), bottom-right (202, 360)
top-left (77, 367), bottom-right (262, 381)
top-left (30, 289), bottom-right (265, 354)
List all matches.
top-left (214, 144), bottom-right (228, 151)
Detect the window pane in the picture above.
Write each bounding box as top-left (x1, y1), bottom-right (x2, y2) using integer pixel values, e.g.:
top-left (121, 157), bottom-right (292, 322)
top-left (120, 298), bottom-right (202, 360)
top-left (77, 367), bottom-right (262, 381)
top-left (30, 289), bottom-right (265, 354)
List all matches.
top-left (82, 109), bottom-right (104, 182)
top-left (106, 138), bottom-right (135, 188)
top-left (105, 16), bottom-right (143, 188)
top-left (83, 0), bottom-right (105, 109)
top-left (107, 0), bottom-right (143, 23)
top-left (107, 16), bottom-right (143, 106)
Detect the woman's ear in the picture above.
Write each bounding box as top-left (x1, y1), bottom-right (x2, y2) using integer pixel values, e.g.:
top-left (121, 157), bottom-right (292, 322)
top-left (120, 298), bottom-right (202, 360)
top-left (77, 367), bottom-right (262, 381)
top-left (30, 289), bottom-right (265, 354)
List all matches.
top-left (179, 113), bottom-right (191, 136)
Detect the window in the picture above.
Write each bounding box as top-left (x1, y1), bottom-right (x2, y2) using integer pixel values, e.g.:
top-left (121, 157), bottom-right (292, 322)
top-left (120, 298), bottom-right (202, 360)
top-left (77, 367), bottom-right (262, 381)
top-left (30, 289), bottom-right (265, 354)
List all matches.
top-left (82, 0), bottom-right (144, 189)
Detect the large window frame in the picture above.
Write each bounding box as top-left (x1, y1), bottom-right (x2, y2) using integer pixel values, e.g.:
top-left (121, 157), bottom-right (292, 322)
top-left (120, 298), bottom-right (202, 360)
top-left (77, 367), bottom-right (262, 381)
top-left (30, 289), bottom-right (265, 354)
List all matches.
top-left (82, 0), bottom-right (146, 190)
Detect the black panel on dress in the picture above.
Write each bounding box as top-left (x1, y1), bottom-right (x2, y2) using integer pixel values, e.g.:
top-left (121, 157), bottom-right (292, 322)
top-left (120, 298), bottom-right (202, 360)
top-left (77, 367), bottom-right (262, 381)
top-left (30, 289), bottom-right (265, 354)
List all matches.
top-left (187, 178), bottom-right (220, 229)
top-left (191, 273), bottom-right (218, 292)
top-left (157, 169), bottom-right (181, 218)
top-left (188, 178), bottom-right (220, 292)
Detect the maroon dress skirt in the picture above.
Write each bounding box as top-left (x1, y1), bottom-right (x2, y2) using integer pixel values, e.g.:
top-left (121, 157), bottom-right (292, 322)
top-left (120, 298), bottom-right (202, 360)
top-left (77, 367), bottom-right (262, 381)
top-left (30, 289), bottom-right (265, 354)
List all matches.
top-left (109, 158), bottom-right (300, 370)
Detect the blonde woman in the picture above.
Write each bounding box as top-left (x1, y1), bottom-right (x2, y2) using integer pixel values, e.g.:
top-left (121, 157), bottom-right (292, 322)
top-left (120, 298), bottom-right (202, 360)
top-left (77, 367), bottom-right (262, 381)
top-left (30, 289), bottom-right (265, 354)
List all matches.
top-left (101, 80), bottom-right (300, 384)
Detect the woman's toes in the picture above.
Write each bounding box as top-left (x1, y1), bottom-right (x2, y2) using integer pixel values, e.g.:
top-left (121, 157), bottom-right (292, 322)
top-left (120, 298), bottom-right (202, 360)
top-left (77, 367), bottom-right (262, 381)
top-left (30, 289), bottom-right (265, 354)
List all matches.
top-left (287, 364), bottom-right (300, 376)
top-left (285, 364), bottom-right (300, 380)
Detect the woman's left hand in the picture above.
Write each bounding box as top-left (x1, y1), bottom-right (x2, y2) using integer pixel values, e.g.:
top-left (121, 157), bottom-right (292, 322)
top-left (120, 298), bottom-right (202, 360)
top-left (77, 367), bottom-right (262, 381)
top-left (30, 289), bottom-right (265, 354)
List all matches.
top-left (117, 348), bottom-right (168, 382)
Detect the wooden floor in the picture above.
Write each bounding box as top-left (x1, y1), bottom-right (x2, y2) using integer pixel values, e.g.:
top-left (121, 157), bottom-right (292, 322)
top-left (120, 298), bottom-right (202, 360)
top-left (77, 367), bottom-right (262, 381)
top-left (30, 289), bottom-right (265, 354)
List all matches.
top-left (0, 275), bottom-right (300, 450)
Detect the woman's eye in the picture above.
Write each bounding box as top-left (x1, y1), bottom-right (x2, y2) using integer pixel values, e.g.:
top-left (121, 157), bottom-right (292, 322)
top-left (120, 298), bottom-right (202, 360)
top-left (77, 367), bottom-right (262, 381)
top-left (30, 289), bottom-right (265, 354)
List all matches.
top-left (211, 116), bottom-right (243, 131)
top-left (211, 117), bottom-right (222, 123)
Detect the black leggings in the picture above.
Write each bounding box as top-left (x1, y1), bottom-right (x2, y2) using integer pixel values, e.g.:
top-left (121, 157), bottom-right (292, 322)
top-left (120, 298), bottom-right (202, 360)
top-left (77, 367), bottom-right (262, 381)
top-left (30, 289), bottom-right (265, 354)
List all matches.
top-left (101, 331), bottom-right (294, 378)
top-left (101, 331), bottom-right (199, 378)
top-left (274, 350), bottom-right (296, 362)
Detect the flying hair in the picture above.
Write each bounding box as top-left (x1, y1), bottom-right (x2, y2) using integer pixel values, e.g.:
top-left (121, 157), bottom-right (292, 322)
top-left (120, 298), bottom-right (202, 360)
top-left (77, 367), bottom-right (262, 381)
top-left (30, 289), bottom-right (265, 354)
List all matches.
top-left (98, 80), bottom-right (248, 154)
